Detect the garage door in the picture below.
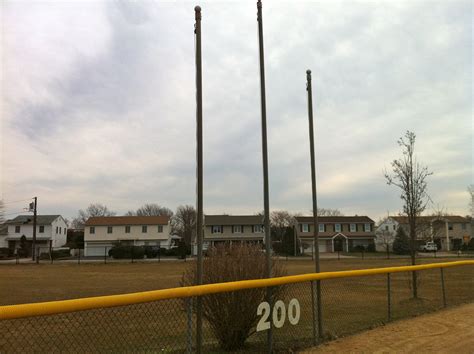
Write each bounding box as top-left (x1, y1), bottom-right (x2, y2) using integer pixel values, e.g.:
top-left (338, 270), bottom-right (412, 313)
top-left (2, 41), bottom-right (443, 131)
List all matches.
top-left (85, 243), bottom-right (112, 257)
top-left (318, 240), bottom-right (327, 252)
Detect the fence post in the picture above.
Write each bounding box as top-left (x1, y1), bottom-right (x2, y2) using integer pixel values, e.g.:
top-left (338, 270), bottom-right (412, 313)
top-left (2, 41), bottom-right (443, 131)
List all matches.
top-left (51, 248), bottom-right (53, 264)
top-left (131, 247), bottom-right (134, 264)
top-left (16, 251), bottom-right (19, 264)
top-left (338, 250), bottom-right (340, 260)
top-left (186, 297), bottom-right (193, 353)
top-left (36, 248), bottom-right (40, 264)
top-left (387, 273), bottom-right (391, 321)
top-left (361, 249), bottom-right (364, 259)
top-left (78, 249), bottom-right (81, 265)
top-left (104, 247), bottom-right (107, 264)
top-left (440, 268), bottom-right (447, 307)
top-left (310, 281), bottom-right (317, 345)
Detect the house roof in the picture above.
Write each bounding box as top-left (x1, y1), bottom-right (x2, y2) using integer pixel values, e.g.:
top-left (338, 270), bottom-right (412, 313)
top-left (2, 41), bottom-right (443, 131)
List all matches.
top-left (295, 216), bottom-right (374, 223)
top-left (205, 215), bottom-right (264, 225)
top-left (85, 216), bottom-right (170, 226)
top-left (390, 215), bottom-right (469, 224)
top-left (5, 215), bottom-right (61, 225)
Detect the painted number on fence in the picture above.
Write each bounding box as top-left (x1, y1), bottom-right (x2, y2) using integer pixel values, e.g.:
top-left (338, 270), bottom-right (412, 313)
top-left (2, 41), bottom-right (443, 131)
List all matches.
top-left (256, 298), bottom-right (300, 332)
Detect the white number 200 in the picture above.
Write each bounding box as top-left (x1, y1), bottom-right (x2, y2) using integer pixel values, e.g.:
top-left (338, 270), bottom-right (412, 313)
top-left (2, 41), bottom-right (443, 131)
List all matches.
top-left (256, 298), bottom-right (300, 332)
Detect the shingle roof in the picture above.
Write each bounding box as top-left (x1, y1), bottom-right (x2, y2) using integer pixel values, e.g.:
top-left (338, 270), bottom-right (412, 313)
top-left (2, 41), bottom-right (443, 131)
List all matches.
top-left (5, 215), bottom-right (61, 225)
top-left (205, 215), bottom-right (264, 225)
top-left (295, 216), bottom-right (374, 223)
top-left (85, 216), bottom-right (169, 226)
top-left (390, 215), bottom-right (469, 224)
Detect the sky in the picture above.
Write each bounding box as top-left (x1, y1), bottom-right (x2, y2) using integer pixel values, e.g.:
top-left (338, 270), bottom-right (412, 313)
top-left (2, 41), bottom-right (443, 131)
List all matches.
top-left (1, 0), bottom-right (472, 223)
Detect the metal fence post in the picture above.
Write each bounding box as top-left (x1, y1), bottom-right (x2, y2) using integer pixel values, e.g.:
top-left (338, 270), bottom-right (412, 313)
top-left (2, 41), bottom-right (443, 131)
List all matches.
top-left (36, 248), bottom-right (40, 264)
top-left (387, 273), bottom-right (391, 321)
top-left (310, 281), bottom-right (317, 345)
top-left (16, 251), bottom-right (19, 264)
top-left (186, 297), bottom-right (193, 353)
top-left (51, 248), bottom-right (53, 264)
top-left (78, 249), bottom-right (81, 265)
top-left (131, 247), bottom-right (134, 264)
top-left (104, 247), bottom-right (107, 264)
top-left (440, 268), bottom-right (447, 307)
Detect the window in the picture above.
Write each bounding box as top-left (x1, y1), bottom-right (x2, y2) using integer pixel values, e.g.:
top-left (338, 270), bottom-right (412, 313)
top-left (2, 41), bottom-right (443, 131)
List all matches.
top-left (302, 224), bottom-right (309, 232)
top-left (385, 225), bottom-right (389, 231)
top-left (350, 224), bottom-right (356, 232)
top-left (448, 223), bottom-right (453, 231)
top-left (15, 226), bottom-right (20, 233)
top-left (393, 225), bottom-right (396, 231)
top-left (233, 225), bottom-right (242, 233)
top-left (335, 224), bottom-right (341, 232)
top-left (125, 226), bottom-right (131, 233)
top-left (90, 227), bottom-right (95, 234)
top-left (56, 226), bottom-right (58, 234)
top-left (318, 224), bottom-right (324, 232)
top-left (364, 223), bottom-right (371, 232)
top-left (253, 225), bottom-right (263, 233)
top-left (462, 223), bottom-right (467, 230)
top-left (158, 225), bottom-right (163, 233)
top-left (107, 226), bottom-right (113, 234)
top-left (39, 226), bottom-right (44, 233)
top-left (142, 225), bottom-right (147, 233)
top-left (211, 225), bottom-right (222, 234)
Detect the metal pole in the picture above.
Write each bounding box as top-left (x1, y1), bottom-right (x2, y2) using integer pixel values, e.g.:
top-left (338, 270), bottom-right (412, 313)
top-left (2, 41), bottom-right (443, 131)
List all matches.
top-left (77, 248), bottom-right (80, 264)
top-left (186, 298), bottom-right (194, 354)
top-left (387, 273), bottom-right (391, 321)
top-left (104, 247), bottom-right (107, 264)
top-left (36, 247), bottom-right (39, 264)
top-left (194, 6), bottom-right (204, 354)
top-left (257, 1), bottom-right (273, 351)
top-left (440, 268), bottom-right (447, 307)
top-left (306, 70), bottom-right (323, 339)
top-left (32, 197), bottom-right (37, 261)
top-left (310, 281), bottom-right (317, 345)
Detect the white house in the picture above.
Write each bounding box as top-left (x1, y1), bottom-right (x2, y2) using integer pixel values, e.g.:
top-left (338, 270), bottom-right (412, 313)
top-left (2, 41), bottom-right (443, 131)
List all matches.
top-left (84, 216), bottom-right (172, 256)
top-left (376, 215), bottom-right (472, 251)
top-left (1, 215), bottom-right (68, 255)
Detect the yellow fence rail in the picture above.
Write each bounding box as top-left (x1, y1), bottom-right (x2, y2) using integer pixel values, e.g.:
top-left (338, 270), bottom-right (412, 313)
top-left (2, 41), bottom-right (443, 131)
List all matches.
top-left (1, 260), bottom-right (473, 321)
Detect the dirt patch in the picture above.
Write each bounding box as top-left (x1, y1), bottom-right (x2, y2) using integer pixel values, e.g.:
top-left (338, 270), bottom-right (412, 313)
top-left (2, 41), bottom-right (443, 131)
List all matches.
top-left (302, 303), bottom-right (474, 353)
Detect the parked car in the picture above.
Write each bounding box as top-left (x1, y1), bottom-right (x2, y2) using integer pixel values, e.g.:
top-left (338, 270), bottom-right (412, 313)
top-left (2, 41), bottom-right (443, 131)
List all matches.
top-left (419, 242), bottom-right (438, 252)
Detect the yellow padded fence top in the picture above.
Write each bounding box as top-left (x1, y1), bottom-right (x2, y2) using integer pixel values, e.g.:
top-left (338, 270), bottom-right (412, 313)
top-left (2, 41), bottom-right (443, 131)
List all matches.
top-left (1, 260), bottom-right (472, 320)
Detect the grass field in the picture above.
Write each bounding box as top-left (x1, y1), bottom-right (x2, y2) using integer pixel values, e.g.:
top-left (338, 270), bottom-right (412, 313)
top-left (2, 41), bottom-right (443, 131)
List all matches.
top-left (1, 258), bottom-right (472, 353)
top-left (0, 257), bottom-right (471, 305)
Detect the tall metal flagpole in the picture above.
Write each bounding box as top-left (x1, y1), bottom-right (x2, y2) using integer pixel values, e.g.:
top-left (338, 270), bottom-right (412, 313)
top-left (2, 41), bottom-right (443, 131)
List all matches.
top-left (256, 1), bottom-right (273, 352)
top-left (306, 70), bottom-right (323, 340)
top-left (194, 5), bottom-right (204, 354)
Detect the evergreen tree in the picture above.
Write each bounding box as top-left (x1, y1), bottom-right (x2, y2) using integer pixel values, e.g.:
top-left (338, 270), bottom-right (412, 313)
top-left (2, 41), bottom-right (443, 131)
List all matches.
top-left (392, 226), bottom-right (410, 255)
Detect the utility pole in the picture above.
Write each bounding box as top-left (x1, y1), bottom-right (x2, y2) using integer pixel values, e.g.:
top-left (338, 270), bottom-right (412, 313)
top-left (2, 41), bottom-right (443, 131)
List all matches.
top-left (257, 1), bottom-right (273, 352)
top-left (194, 5), bottom-right (204, 354)
top-left (306, 70), bottom-right (323, 339)
top-left (31, 197), bottom-right (37, 261)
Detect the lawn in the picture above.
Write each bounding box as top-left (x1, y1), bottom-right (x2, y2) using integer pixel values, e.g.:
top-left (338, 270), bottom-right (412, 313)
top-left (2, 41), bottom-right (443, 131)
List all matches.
top-left (0, 258), bottom-right (472, 353)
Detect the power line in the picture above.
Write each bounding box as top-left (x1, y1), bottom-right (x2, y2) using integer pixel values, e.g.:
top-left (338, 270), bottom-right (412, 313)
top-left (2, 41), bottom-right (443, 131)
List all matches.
top-left (1, 198), bottom-right (34, 206)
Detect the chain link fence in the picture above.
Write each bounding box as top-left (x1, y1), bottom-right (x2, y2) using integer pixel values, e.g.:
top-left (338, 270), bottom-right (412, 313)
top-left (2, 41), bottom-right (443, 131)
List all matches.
top-left (1, 261), bottom-right (472, 353)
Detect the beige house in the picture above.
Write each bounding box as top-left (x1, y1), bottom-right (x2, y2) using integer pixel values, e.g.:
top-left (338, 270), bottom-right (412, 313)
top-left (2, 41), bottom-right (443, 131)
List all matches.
top-left (195, 215), bottom-right (265, 254)
top-left (385, 215), bottom-right (471, 251)
top-left (84, 216), bottom-right (172, 256)
top-left (296, 216), bottom-right (376, 253)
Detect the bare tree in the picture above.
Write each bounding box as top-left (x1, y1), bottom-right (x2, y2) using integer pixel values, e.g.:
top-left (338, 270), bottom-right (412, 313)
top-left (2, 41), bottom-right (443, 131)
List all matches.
top-left (375, 229), bottom-right (395, 257)
top-left (0, 199), bottom-right (4, 224)
top-left (171, 205), bottom-right (196, 247)
top-left (468, 185), bottom-right (474, 217)
top-left (126, 203), bottom-right (174, 217)
top-left (384, 131), bottom-right (432, 298)
top-left (270, 210), bottom-right (296, 241)
top-left (71, 203), bottom-right (116, 229)
top-left (312, 208), bottom-right (344, 216)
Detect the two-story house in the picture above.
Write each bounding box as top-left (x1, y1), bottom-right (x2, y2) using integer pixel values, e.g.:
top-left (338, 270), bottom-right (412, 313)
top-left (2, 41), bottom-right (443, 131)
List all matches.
top-left (84, 216), bottom-right (172, 256)
top-left (195, 215), bottom-right (265, 254)
top-left (295, 216), bottom-right (376, 253)
top-left (377, 215), bottom-right (472, 251)
top-left (1, 215), bottom-right (68, 256)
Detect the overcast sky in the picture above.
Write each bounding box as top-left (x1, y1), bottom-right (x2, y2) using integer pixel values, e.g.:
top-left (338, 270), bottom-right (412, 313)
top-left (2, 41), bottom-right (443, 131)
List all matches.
top-left (1, 0), bottom-right (472, 222)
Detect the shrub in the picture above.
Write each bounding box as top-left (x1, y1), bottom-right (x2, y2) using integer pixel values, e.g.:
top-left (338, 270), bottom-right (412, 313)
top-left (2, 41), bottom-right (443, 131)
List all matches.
top-left (182, 243), bottom-right (286, 351)
top-left (144, 246), bottom-right (159, 258)
top-left (108, 246), bottom-right (145, 259)
top-left (0, 247), bottom-right (11, 258)
top-left (40, 249), bottom-right (71, 260)
top-left (367, 242), bottom-right (376, 252)
top-left (353, 245), bottom-right (366, 252)
top-left (468, 238), bottom-right (474, 251)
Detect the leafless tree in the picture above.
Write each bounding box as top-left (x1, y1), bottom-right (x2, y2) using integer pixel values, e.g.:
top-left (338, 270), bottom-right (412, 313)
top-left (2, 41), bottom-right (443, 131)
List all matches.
top-left (384, 131), bottom-right (432, 298)
top-left (270, 210), bottom-right (296, 241)
top-left (126, 203), bottom-right (173, 218)
top-left (71, 203), bottom-right (116, 229)
top-left (312, 208), bottom-right (344, 216)
top-left (375, 229), bottom-right (395, 256)
top-left (468, 185), bottom-right (474, 217)
top-left (171, 205), bottom-right (196, 247)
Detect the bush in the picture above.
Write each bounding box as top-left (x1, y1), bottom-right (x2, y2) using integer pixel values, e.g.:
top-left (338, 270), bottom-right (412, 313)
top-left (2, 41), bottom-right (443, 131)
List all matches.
top-left (0, 247), bottom-right (12, 258)
top-left (367, 242), bottom-right (376, 252)
top-left (108, 246), bottom-right (145, 259)
top-left (353, 245), bottom-right (366, 252)
top-left (182, 243), bottom-right (286, 351)
top-left (144, 246), bottom-right (159, 258)
top-left (468, 238), bottom-right (474, 251)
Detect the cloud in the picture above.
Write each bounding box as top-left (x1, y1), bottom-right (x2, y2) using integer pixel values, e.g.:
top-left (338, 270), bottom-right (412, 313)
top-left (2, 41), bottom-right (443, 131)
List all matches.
top-left (1, 1), bottom-right (472, 221)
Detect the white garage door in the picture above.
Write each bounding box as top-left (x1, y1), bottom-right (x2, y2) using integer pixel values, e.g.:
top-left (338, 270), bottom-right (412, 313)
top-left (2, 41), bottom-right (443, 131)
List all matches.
top-left (318, 240), bottom-right (327, 253)
top-left (85, 243), bottom-right (112, 257)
